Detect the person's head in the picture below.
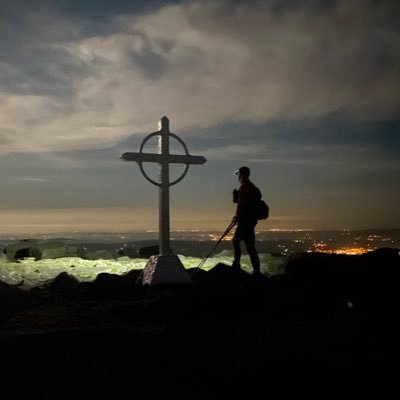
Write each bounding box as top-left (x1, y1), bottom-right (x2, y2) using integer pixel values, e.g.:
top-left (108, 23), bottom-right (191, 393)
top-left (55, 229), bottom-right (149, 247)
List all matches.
top-left (235, 166), bottom-right (250, 183)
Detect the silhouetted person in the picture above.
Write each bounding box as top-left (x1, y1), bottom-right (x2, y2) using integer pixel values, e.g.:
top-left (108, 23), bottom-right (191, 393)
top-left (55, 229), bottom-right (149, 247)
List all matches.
top-left (231, 166), bottom-right (261, 275)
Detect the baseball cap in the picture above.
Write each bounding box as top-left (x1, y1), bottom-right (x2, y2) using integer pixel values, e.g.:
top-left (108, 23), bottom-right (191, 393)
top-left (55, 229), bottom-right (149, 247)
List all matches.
top-left (234, 166), bottom-right (250, 177)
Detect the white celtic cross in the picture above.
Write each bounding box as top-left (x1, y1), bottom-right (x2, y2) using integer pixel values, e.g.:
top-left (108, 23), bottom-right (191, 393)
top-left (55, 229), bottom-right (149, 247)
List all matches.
top-left (121, 116), bottom-right (206, 284)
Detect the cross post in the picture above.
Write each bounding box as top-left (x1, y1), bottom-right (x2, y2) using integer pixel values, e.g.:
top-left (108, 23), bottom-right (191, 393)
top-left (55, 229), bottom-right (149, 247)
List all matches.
top-left (159, 117), bottom-right (170, 256)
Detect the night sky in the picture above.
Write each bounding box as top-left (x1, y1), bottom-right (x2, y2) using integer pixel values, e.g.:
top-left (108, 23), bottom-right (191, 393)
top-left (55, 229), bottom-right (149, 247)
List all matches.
top-left (0, 0), bottom-right (399, 234)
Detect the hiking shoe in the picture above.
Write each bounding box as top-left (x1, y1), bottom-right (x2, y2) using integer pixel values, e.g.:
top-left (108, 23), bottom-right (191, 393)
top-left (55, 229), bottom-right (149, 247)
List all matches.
top-left (231, 261), bottom-right (241, 270)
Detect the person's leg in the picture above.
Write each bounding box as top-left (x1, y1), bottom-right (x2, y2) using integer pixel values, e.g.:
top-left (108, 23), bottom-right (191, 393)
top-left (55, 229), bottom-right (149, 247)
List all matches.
top-left (244, 224), bottom-right (261, 275)
top-left (232, 224), bottom-right (243, 269)
top-left (246, 242), bottom-right (260, 274)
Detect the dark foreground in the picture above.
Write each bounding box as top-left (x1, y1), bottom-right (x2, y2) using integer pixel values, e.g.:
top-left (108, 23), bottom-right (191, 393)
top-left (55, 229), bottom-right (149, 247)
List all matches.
top-left (0, 249), bottom-right (399, 399)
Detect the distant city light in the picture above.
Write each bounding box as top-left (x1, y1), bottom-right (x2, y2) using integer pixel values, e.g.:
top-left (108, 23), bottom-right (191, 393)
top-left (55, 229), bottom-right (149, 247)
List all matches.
top-left (308, 247), bottom-right (374, 255)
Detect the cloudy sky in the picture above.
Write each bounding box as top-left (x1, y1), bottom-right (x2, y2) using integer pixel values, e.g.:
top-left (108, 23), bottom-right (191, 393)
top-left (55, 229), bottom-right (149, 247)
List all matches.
top-left (0, 0), bottom-right (399, 234)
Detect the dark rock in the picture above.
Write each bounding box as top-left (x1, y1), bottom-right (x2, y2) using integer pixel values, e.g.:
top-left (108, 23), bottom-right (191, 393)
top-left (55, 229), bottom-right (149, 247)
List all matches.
top-left (3, 239), bottom-right (39, 261)
top-left (46, 272), bottom-right (80, 299)
top-left (283, 250), bottom-right (400, 313)
top-left (88, 270), bottom-right (142, 300)
top-left (208, 262), bottom-right (250, 281)
top-left (0, 280), bottom-right (28, 306)
top-left (94, 272), bottom-right (126, 289)
top-left (4, 240), bottom-right (85, 261)
top-left (285, 250), bottom-right (400, 282)
top-left (138, 244), bottom-right (160, 258)
top-left (38, 242), bottom-right (86, 260)
top-left (187, 267), bottom-right (209, 285)
top-left (75, 282), bottom-right (94, 300)
top-left (15, 247), bottom-right (32, 259)
top-left (137, 245), bottom-right (177, 258)
top-left (0, 248), bottom-right (400, 398)
top-left (117, 246), bottom-right (139, 258)
top-left (285, 253), bottom-right (352, 279)
top-left (29, 272), bottom-right (80, 301)
top-left (189, 263), bottom-right (266, 293)
top-left (85, 250), bottom-right (115, 260)
top-left (123, 269), bottom-right (143, 285)
top-left (0, 280), bottom-right (30, 325)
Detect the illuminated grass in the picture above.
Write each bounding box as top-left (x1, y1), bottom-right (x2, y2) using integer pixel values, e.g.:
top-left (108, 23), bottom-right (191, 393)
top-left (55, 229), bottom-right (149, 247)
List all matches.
top-left (0, 250), bottom-right (285, 289)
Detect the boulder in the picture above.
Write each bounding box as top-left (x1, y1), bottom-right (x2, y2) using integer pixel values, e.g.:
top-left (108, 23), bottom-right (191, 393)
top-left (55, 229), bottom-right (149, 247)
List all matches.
top-left (139, 245), bottom-right (160, 258)
top-left (89, 270), bottom-right (142, 299)
top-left (0, 279), bottom-right (29, 325)
top-left (85, 249), bottom-right (115, 260)
top-left (38, 242), bottom-right (85, 260)
top-left (3, 240), bottom-right (85, 261)
top-left (117, 247), bottom-right (139, 258)
top-left (31, 272), bottom-right (81, 300)
top-left (189, 263), bottom-right (264, 292)
top-left (0, 279), bottom-right (28, 306)
top-left (47, 272), bottom-right (80, 297)
top-left (77, 269), bottom-right (142, 301)
top-left (3, 239), bottom-right (39, 261)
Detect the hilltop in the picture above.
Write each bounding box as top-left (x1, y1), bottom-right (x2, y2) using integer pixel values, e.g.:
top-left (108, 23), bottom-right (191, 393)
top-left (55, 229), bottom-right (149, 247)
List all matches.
top-left (0, 248), bottom-right (399, 398)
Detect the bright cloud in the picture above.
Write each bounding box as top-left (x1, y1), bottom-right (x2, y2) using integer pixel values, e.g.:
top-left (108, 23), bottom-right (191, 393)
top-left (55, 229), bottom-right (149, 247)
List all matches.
top-left (0, 0), bottom-right (399, 153)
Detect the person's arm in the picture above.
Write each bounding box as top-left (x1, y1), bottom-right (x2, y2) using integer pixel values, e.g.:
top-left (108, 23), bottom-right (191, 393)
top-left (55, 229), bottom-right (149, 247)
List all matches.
top-left (233, 189), bottom-right (239, 203)
top-left (232, 188), bottom-right (239, 223)
top-left (235, 184), bottom-right (252, 219)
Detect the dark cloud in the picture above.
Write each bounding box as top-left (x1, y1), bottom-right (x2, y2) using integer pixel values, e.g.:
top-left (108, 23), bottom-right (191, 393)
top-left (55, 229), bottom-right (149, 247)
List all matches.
top-left (57, 0), bottom-right (183, 20)
top-left (0, 0), bottom-right (399, 230)
top-left (1, 0), bottom-right (399, 152)
top-left (182, 0), bottom-right (400, 118)
top-left (128, 46), bottom-right (168, 79)
top-left (0, 46), bottom-right (89, 97)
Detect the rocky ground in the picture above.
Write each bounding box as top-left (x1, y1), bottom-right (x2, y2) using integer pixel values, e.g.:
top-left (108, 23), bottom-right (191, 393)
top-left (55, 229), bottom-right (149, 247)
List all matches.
top-left (0, 249), bottom-right (399, 399)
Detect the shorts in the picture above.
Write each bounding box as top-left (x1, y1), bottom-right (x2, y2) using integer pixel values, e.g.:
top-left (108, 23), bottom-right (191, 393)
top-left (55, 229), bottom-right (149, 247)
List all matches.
top-left (233, 221), bottom-right (257, 243)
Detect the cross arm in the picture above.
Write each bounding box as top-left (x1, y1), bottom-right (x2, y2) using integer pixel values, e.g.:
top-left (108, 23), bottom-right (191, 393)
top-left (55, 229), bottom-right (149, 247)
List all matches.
top-left (121, 152), bottom-right (206, 165)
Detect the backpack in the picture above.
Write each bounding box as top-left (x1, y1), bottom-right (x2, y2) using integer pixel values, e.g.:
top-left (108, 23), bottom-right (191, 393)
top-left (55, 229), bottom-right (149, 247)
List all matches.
top-left (256, 200), bottom-right (269, 220)
top-left (255, 187), bottom-right (269, 220)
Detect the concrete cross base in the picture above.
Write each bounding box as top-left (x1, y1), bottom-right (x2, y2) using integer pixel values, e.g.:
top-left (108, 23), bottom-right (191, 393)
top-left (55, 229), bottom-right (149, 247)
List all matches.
top-left (142, 255), bottom-right (194, 286)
